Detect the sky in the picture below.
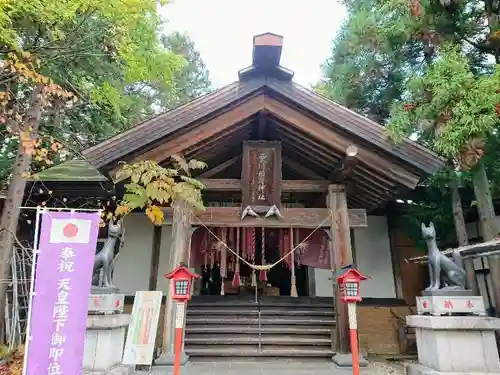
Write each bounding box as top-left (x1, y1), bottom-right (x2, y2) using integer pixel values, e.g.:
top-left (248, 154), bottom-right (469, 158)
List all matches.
top-left (160, 0), bottom-right (346, 88)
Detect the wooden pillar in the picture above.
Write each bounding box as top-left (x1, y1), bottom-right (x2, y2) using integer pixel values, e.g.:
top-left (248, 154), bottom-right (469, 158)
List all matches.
top-left (327, 184), bottom-right (367, 366)
top-left (149, 225), bottom-right (163, 291)
top-left (157, 200), bottom-right (191, 365)
top-left (327, 185), bottom-right (352, 356)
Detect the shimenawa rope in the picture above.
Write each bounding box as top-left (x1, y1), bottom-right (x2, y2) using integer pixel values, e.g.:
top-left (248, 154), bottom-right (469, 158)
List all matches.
top-left (190, 211), bottom-right (332, 271)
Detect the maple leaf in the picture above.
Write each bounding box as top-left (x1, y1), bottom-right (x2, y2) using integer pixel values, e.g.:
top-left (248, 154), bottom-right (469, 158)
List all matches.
top-left (146, 205), bottom-right (164, 225)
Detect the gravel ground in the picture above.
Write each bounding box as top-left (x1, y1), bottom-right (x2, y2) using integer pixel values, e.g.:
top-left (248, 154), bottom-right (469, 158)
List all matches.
top-left (134, 359), bottom-right (407, 375)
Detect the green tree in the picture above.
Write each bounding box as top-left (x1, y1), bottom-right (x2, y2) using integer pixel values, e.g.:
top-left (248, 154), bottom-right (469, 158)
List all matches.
top-left (161, 32), bottom-right (212, 108)
top-left (319, 0), bottom-right (500, 297)
top-left (0, 0), bottom-right (185, 340)
top-left (387, 44), bottom-right (500, 309)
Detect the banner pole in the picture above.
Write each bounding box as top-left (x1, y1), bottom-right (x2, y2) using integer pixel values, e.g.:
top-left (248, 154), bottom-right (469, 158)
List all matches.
top-left (22, 206), bottom-right (42, 375)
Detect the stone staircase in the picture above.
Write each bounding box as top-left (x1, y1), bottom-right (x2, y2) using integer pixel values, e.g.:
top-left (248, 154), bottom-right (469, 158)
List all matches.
top-left (184, 295), bottom-right (335, 360)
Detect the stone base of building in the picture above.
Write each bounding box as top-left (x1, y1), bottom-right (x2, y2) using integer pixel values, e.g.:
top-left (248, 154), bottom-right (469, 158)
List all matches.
top-left (154, 351), bottom-right (190, 366)
top-left (84, 313), bottom-right (130, 373)
top-left (406, 363), bottom-right (497, 375)
top-left (83, 364), bottom-right (134, 375)
top-left (407, 315), bottom-right (500, 374)
top-left (332, 353), bottom-right (369, 367)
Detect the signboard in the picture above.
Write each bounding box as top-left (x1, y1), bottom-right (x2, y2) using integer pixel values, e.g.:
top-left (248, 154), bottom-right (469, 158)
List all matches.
top-left (24, 211), bottom-right (100, 375)
top-left (241, 141), bottom-right (282, 208)
top-left (122, 291), bottom-right (163, 366)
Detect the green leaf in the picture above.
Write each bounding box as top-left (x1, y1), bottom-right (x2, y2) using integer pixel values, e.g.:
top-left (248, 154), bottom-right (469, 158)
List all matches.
top-left (123, 193), bottom-right (147, 209)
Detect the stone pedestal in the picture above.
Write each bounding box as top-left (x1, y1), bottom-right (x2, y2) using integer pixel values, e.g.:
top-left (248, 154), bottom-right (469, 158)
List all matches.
top-left (417, 289), bottom-right (486, 316)
top-left (406, 315), bottom-right (500, 375)
top-left (83, 313), bottom-right (132, 375)
top-left (88, 287), bottom-right (125, 314)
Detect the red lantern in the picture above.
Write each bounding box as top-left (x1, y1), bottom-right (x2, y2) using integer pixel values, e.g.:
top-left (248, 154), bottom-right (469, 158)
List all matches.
top-left (164, 265), bottom-right (200, 302)
top-left (336, 268), bottom-right (368, 303)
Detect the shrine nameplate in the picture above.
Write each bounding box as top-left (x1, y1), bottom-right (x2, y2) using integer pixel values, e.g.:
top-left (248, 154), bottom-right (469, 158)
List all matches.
top-left (241, 141), bottom-right (282, 208)
top-left (416, 295), bottom-right (486, 316)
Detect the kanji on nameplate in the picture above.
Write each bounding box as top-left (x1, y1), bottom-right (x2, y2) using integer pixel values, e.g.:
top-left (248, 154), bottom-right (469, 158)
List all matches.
top-left (416, 295), bottom-right (486, 316)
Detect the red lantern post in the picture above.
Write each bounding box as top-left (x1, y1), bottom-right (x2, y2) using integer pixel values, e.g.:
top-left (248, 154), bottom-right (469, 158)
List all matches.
top-left (164, 264), bottom-right (200, 375)
top-left (336, 268), bottom-right (368, 375)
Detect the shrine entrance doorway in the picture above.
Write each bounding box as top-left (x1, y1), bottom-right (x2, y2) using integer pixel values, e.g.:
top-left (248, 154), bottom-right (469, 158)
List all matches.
top-left (197, 227), bottom-right (310, 297)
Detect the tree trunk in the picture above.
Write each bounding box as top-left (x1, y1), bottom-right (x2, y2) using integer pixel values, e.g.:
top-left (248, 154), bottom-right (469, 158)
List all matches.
top-left (0, 85), bottom-right (43, 342)
top-left (449, 166), bottom-right (478, 293)
top-left (471, 158), bottom-right (500, 315)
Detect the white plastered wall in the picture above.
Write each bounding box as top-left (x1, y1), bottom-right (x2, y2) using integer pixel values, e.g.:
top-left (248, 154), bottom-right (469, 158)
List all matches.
top-left (314, 215), bottom-right (396, 298)
top-left (114, 214), bottom-right (396, 298)
top-left (113, 213), bottom-right (154, 295)
top-left (113, 215), bottom-right (193, 296)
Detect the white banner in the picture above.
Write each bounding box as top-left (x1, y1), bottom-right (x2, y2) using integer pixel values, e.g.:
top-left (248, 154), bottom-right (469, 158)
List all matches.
top-left (122, 291), bottom-right (163, 366)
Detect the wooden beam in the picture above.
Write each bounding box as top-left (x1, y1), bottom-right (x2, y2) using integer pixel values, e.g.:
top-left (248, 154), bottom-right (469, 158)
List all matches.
top-left (329, 145), bottom-right (359, 182)
top-left (283, 157), bottom-right (325, 180)
top-left (199, 156), bottom-right (242, 178)
top-left (198, 178), bottom-right (329, 192)
top-left (137, 95), bottom-right (264, 165)
top-left (187, 123), bottom-right (251, 160)
top-left (264, 97), bottom-right (420, 188)
top-left (280, 180), bottom-right (329, 193)
top-left (148, 225), bottom-right (162, 291)
top-left (161, 206), bottom-right (367, 228)
top-left (257, 111), bottom-right (268, 139)
top-left (273, 120), bottom-right (396, 191)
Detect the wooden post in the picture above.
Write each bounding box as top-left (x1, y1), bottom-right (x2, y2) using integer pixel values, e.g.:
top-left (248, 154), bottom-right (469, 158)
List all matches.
top-left (327, 185), bottom-right (352, 357)
top-left (327, 184), bottom-right (367, 367)
top-left (157, 200), bottom-right (191, 365)
top-left (149, 225), bottom-right (163, 291)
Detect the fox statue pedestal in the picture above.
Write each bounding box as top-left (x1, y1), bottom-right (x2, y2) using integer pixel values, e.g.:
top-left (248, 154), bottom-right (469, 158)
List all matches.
top-left (407, 223), bottom-right (500, 375)
top-left (83, 288), bottom-right (131, 375)
top-left (83, 221), bottom-right (131, 374)
top-left (416, 289), bottom-right (486, 316)
top-left (83, 313), bottom-right (132, 375)
top-left (406, 315), bottom-right (500, 375)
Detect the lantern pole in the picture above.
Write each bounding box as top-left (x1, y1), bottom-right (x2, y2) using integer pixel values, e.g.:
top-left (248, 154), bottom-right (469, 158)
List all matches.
top-left (164, 263), bottom-right (200, 375)
top-left (347, 302), bottom-right (360, 375)
top-left (174, 301), bottom-right (186, 375)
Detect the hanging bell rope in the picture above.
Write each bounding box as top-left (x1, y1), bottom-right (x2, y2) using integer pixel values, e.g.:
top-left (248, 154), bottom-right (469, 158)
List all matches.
top-left (260, 227), bottom-right (267, 281)
top-left (290, 227), bottom-right (298, 298)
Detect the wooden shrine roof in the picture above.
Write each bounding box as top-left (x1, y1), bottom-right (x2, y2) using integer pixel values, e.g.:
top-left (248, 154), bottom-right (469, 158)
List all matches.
top-left (83, 78), bottom-right (443, 177)
top-left (58, 33), bottom-right (444, 210)
top-left (35, 160), bottom-right (108, 182)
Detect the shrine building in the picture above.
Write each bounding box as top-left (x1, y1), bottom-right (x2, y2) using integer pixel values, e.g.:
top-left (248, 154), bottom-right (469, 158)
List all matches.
top-left (30, 34), bottom-right (445, 360)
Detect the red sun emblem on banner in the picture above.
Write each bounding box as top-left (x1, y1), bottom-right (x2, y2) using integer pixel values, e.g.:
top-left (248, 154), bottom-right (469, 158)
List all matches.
top-left (63, 223), bottom-right (79, 238)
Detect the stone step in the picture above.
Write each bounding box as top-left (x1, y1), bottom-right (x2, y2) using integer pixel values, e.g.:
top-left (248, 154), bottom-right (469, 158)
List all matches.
top-left (186, 308), bottom-right (334, 317)
top-left (188, 302), bottom-right (333, 310)
top-left (188, 356), bottom-right (332, 363)
top-left (189, 297), bottom-right (333, 309)
top-left (185, 334), bottom-right (332, 346)
top-left (185, 345), bottom-right (334, 357)
top-left (185, 325), bottom-right (333, 335)
top-left (186, 316), bottom-right (334, 326)
top-left (187, 308), bottom-right (259, 315)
